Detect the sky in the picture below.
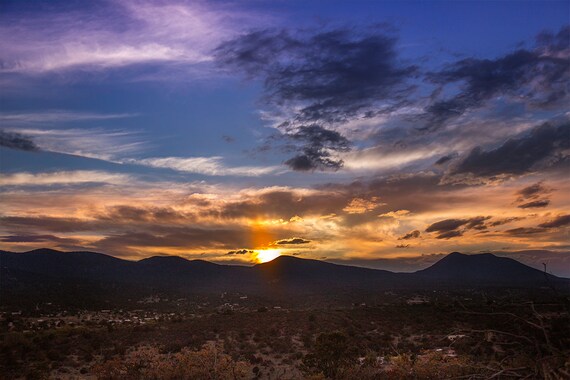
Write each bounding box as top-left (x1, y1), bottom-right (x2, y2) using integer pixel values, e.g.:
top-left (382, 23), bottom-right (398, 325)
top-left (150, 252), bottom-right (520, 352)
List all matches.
top-left (1, 0), bottom-right (569, 275)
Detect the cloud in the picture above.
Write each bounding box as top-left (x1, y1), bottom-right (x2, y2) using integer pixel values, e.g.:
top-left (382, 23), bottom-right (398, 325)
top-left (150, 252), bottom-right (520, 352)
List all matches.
top-left (0, 234), bottom-right (81, 245)
top-left (398, 230), bottom-right (421, 240)
top-left (0, 130), bottom-right (38, 151)
top-left (216, 27), bottom-right (416, 125)
top-left (423, 26), bottom-right (570, 129)
top-left (207, 187), bottom-right (346, 221)
top-left (425, 216), bottom-right (490, 239)
top-left (435, 230), bottom-right (463, 239)
top-left (447, 121), bottom-right (570, 179)
top-left (514, 181), bottom-right (552, 209)
top-left (4, 127), bottom-right (145, 161)
top-left (0, 0), bottom-right (261, 76)
top-left (226, 249), bottom-right (254, 255)
top-left (209, 172), bottom-right (465, 223)
top-left (504, 214), bottom-right (569, 236)
top-left (216, 26), bottom-right (418, 171)
top-left (274, 237), bottom-right (311, 245)
top-left (0, 216), bottom-right (105, 233)
top-left (343, 197), bottom-right (381, 214)
top-left (517, 199), bottom-right (550, 209)
top-left (539, 214), bottom-right (570, 229)
top-left (0, 171), bottom-right (130, 186)
top-left (98, 205), bottom-right (194, 224)
top-left (425, 219), bottom-right (470, 233)
top-left (489, 217), bottom-right (525, 227)
top-left (93, 228), bottom-right (255, 254)
top-left (395, 244), bottom-right (410, 248)
top-left (130, 156), bottom-right (280, 177)
top-left (283, 125), bottom-right (351, 171)
top-left (505, 227), bottom-right (545, 236)
top-left (0, 111), bottom-right (136, 124)
top-left (517, 182), bottom-right (550, 200)
top-left (434, 154), bottom-right (455, 165)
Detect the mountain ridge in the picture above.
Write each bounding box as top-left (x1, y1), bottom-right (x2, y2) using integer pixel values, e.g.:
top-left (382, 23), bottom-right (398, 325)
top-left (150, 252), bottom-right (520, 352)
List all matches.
top-left (2, 248), bottom-right (566, 277)
top-left (1, 249), bottom-right (568, 308)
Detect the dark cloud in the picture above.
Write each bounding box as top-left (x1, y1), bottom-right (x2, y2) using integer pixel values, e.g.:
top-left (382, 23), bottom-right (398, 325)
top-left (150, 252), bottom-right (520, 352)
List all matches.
top-left (514, 182), bottom-right (551, 209)
top-left (0, 130), bottom-right (39, 151)
top-left (434, 154), bottom-right (455, 165)
top-left (216, 27), bottom-right (417, 170)
top-left (395, 244), bottom-right (410, 248)
top-left (423, 26), bottom-right (570, 129)
top-left (210, 173), bottom-right (469, 224)
top-left (0, 216), bottom-right (104, 233)
top-left (98, 205), bottom-right (194, 224)
top-left (539, 214), bottom-right (570, 229)
top-left (517, 199), bottom-right (550, 209)
top-left (92, 228), bottom-right (255, 255)
top-left (464, 216), bottom-right (491, 230)
top-left (216, 27), bottom-right (416, 125)
top-left (398, 230), bottom-right (421, 240)
top-left (226, 249), bottom-right (254, 255)
top-left (425, 216), bottom-right (490, 239)
top-left (489, 217), bottom-right (525, 227)
top-left (283, 125), bottom-right (351, 171)
top-left (503, 215), bottom-right (569, 236)
top-left (0, 234), bottom-right (81, 245)
top-left (435, 230), bottom-right (463, 239)
top-left (517, 182), bottom-right (549, 200)
top-left (330, 172), bottom-right (471, 216)
top-left (448, 121), bottom-right (570, 178)
top-left (426, 218), bottom-right (469, 233)
top-left (206, 189), bottom-right (347, 221)
top-left (274, 237), bottom-right (311, 245)
top-left (505, 227), bottom-right (545, 236)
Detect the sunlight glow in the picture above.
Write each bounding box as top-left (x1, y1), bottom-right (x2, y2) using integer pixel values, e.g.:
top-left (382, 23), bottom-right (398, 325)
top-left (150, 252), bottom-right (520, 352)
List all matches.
top-left (255, 249), bottom-right (281, 263)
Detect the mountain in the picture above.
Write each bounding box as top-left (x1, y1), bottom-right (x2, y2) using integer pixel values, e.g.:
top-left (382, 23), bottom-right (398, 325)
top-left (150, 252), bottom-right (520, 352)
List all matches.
top-left (1, 249), bottom-right (567, 308)
top-left (416, 252), bottom-right (557, 284)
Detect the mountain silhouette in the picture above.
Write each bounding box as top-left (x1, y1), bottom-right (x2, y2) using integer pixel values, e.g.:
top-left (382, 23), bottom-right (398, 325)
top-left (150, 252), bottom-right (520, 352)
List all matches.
top-left (416, 252), bottom-right (555, 284)
top-left (1, 249), bottom-right (567, 308)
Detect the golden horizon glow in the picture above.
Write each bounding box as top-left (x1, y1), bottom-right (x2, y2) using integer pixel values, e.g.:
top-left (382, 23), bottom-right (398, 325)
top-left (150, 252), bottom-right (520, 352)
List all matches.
top-left (255, 249), bottom-right (281, 263)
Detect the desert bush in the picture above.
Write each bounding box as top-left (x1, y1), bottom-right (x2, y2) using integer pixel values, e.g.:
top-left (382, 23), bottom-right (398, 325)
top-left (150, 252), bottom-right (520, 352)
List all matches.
top-left (93, 344), bottom-right (251, 380)
top-left (384, 351), bottom-right (478, 379)
top-left (302, 331), bottom-right (358, 379)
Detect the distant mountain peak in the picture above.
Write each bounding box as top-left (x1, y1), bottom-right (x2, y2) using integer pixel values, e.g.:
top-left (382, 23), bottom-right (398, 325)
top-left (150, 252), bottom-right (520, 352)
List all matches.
top-left (26, 248), bottom-right (62, 255)
top-left (138, 255), bottom-right (190, 264)
top-left (417, 251), bottom-right (554, 283)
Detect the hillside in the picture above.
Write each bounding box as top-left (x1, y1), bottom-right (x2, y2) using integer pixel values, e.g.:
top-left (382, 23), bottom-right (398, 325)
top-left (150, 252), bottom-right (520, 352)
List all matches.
top-left (1, 249), bottom-right (567, 308)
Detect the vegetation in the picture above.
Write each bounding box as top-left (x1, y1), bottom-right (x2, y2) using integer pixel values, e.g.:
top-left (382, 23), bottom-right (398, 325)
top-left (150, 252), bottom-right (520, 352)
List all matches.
top-left (94, 345), bottom-right (250, 380)
top-left (1, 290), bottom-right (568, 379)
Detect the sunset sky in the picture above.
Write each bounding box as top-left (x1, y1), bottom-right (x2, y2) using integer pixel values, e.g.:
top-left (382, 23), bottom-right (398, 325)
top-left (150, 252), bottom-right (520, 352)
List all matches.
top-left (1, 1), bottom-right (569, 275)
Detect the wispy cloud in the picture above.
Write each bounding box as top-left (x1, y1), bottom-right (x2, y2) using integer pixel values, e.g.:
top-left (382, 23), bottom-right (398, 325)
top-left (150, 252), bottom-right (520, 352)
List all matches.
top-left (2, 126), bottom-right (281, 178)
top-left (4, 128), bottom-right (145, 161)
top-left (0, 0), bottom-right (264, 76)
top-left (0, 171), bottom-right (131, 186)
top-left (129, 156), bottom-right (282, 177)
top-left (0, 111), bottom-right (137, 124)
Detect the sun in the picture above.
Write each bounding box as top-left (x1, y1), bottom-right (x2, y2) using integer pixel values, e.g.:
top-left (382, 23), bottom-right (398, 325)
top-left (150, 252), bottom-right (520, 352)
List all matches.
top-left (255, 249), bottom-right (281, 263)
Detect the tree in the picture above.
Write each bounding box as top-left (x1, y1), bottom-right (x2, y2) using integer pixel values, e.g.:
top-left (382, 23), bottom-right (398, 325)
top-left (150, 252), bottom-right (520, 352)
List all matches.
top-left (302, 331), bottom-right (357, 379)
